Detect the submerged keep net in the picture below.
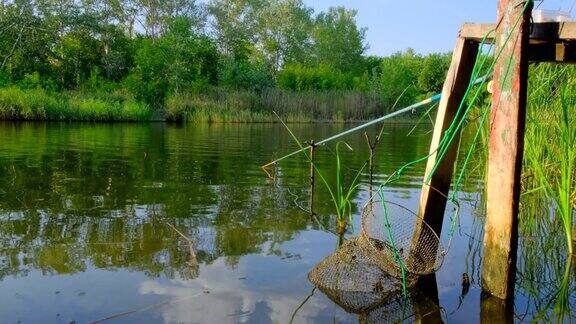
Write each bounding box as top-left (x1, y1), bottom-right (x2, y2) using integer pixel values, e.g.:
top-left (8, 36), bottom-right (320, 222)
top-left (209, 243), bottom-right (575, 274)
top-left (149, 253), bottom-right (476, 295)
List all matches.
top-left (308, 236), bottom-right (418, 315)
top-left (359, 199), bottom-right (445, 277)
top-left (309, 194), bottom-right (454, 310)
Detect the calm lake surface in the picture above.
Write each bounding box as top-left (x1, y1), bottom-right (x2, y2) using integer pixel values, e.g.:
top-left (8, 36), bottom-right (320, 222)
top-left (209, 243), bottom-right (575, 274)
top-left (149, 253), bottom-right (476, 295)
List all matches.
top-left (0, 122), bottom-right (573, 323)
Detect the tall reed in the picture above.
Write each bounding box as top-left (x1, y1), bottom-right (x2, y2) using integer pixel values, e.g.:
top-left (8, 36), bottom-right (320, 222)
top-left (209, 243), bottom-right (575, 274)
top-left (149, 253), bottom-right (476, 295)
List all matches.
top-left (524, 64), bottom-right (575, 254)
top-left (166, 87), bottom-right (392, 122)
top-left (275, 113), bottom-right (366, 234)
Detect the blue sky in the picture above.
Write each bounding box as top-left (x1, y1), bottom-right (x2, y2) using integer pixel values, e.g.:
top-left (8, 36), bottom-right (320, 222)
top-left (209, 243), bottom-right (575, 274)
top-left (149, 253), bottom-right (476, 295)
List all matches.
top-left (304, 0), bottom-right (573, 55)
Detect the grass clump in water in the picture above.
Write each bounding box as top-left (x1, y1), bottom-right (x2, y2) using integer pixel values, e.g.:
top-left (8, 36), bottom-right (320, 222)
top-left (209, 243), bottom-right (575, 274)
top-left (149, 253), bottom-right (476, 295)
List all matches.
top-left (274, 112), bottom-right (366, 235)
top-left (524, 64), bottom-right (575, 255)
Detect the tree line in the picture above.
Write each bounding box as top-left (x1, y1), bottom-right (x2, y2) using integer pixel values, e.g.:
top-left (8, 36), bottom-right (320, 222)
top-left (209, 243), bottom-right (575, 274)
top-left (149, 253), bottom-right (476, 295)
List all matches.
top-left (0, 0), bottom-right (451, 121)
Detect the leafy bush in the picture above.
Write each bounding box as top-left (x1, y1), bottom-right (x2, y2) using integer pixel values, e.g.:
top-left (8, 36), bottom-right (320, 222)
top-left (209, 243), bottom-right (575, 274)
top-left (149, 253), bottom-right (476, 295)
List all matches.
top-left (0, 87), bottom-right (61, 120)
top-left (218, 59), bottom-right (274, 92)
top-left (417, 53), bottom-right (451, 94)
top-left (370, 50), bottom-right (422, 107)
top-left (278, 64), bottom-right (354, 91)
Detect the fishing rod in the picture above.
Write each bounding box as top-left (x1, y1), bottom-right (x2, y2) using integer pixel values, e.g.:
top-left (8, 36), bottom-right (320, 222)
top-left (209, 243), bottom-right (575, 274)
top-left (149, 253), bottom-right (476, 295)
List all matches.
top-left (262, 74), bottom-right (490, 171)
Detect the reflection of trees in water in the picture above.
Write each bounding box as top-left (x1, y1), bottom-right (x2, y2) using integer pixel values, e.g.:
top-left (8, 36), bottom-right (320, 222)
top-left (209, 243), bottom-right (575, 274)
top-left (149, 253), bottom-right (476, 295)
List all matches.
top-left (0, 184), bottom-right (315, 280)
top-left (0, 207), bottom-right (201, 280)
top-left (0, 177), bottom-right (333, 277)
top-left (0, 122), bottom-right (433, 284)
top-left (0, 123), bottom-right (322, 280)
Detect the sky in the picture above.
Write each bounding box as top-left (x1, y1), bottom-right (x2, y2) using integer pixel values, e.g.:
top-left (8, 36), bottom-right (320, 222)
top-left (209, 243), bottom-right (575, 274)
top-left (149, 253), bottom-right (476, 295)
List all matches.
top-left (303, 0), bottom-right (574, 56)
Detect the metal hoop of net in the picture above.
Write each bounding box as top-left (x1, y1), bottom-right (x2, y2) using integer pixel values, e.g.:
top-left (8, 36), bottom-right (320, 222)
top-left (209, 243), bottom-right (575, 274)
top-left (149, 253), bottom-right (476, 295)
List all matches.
top-left (358, 197), bottom-right (445, 277)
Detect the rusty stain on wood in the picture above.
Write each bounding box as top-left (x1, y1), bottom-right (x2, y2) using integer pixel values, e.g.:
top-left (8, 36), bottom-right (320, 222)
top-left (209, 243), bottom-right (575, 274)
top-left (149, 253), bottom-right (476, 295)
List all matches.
top-left (481, 0), bottom-right (532, 300)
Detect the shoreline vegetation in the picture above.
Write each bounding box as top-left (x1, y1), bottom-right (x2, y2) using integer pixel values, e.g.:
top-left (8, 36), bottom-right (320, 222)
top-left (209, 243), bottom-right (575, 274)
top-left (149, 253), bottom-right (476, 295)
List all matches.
top-left (0, 85), bottom-right (434, 123)
top-left (0, 1), bottom-right (450, 123)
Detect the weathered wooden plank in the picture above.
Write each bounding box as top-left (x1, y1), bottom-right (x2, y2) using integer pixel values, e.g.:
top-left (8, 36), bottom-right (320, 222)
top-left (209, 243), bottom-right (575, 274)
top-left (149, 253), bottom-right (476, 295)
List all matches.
top-left (481, 0), bottom-right (532, 300)
top-left (460, 23), bottom-right (496, 42)
top-left (414, 37), bottom-right (479, 247)
top-left (460, 21), bottom-right (576, 43)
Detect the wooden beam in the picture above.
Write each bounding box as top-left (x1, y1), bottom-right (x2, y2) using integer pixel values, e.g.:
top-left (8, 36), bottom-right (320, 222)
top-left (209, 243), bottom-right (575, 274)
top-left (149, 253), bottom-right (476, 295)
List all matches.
top-left (460, 22), bottom-right (576, 43)
top-left (528, 42), bottom-right (576, 63)
top-left (414, 37), bottom-right (479, 247)
top-left (481, 0), bottom-right (532, 300)
top-left (460, 23), bottom-right (496, 42)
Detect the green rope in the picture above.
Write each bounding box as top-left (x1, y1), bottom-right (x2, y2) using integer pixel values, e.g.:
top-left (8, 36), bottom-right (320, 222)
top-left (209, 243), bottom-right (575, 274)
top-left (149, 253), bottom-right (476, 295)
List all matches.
top-left (379, 0), bottom-right (534, 239)
top-left (374, 1), bottom-right (534, 276)
top-left (378, 187), bottom-right (408, 297)
top-left (387, 0), bottom-right (533, 187)
top-left (430, 0), bottom-right (533, 188)
top-left (434, 0), bottom-right (534, 181)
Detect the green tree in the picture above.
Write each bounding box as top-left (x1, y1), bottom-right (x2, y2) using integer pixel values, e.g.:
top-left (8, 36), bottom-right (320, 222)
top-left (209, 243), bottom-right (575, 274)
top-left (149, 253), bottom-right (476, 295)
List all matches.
top-left (126, 16), bottom-right (218, 105)
top-left (163, 16), bottom-right (218, 93)
top-left (0, 2), bottom-right (56, 82)
top-left (417, 53), bottom-right (451, 94)
top-left (371, 49), bottom-right (422, 108)
top-left (218, 58), bottom-right (274, 91)
top-left (208, 0), bottom-right (260, 61)
top-left (312, 7), bottom-right (366, 73)
top-left (52, 27), bottom-right (102, 88)
top-left (278, 63), bottom-right (352, 91)
top-left (135, 0), bottom-right (206, 39)
top-left (255, 0), bottom-right (313, 73)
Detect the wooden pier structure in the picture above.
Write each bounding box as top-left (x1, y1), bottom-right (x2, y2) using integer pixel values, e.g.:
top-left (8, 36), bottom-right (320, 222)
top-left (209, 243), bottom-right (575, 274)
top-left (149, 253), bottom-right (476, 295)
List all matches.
top-left (417, 0), bottom-right (576, 302)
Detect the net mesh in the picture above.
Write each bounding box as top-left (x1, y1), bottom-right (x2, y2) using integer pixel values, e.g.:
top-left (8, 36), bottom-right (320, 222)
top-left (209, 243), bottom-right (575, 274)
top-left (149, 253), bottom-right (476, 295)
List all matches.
top-left (308, 196), bottom-right (446, 312)
top-left (308, 238), bottom-right (416, 312)
top-left (359, 199), bottom-right (445, 276)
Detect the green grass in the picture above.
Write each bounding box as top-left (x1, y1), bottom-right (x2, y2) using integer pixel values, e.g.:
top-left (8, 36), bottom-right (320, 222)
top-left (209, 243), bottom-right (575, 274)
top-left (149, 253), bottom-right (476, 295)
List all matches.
top-left (0, 87), bottom-right (152, 121)
top-left (0, 85), bottom-right (424, 123)
top-left (275, 113), bottom-right (366, 234)
top-left (165, 87), bottom-right (390, 123)
top-left (0, 87), bottom-right (63, 120)
top-left (523, 64), bottom-right (575, 255)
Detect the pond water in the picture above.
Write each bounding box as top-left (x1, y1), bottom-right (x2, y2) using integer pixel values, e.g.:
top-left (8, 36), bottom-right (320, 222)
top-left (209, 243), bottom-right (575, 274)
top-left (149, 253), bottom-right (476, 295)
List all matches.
top-left (0, 122), bottom-right (573, 323)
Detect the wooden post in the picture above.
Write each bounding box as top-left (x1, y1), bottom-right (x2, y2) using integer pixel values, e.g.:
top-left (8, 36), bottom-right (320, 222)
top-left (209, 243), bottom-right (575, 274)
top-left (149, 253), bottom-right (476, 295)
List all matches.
top-left (415, 37), bottom-right (479, 242)
top-left (309, 140), bottom-right (316, 215)
top-left (412, 274), bottom-right (443, 324)
top-left (480, 292), bottom-right (513, 323)
top-left (481, 0), bottom-right (532, 300)
top-left (364, 132), bottom-right (375, 186)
